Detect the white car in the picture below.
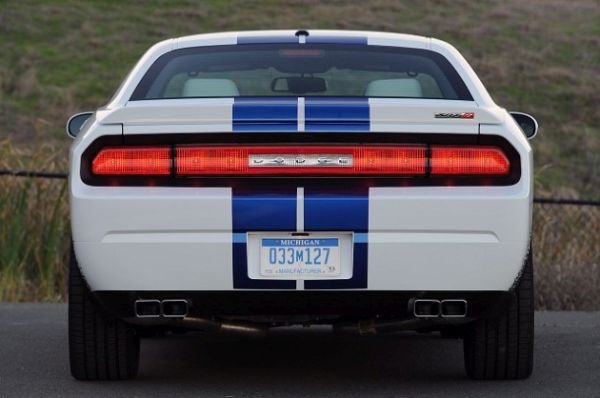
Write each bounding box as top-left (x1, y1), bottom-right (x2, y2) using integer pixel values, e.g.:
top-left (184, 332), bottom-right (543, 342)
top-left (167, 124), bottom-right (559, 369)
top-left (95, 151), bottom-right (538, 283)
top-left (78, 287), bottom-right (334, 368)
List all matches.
top-left (67, 30), bottom-right (537, 381)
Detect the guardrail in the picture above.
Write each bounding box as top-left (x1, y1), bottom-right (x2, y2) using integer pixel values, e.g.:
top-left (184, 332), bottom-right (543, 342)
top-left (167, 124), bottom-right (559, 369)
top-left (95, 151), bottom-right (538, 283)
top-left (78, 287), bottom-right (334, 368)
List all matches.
top-left (0, 169), bottom-right (68, 179)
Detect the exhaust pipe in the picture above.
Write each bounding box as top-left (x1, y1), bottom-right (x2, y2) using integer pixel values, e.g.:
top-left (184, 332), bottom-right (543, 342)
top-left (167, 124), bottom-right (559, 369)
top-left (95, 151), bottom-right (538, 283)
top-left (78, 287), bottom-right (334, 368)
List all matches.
top-left (180, 317), bottom-right (265, 335)
top-left (162, 299), bottom-right (189, 318)
top-left (334, 298), bottom-right (468, 335)
top-left (413, 299), bottom-right (441, 318)
top-left (133, 299), bottom-right (262, 334)
top-left (440, 299), bottom-right (468, 318)
top-left (334, 318), bottom-right (425, 335)
top-left (135, 299), bottom-right (161, 318)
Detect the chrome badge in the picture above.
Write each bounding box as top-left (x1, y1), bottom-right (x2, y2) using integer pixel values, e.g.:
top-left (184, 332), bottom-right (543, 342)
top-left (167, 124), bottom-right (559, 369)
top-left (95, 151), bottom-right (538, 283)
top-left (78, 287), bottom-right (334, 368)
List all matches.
top-left (435, 112), bottom-right (475, 119)
top-left (249, 154), bottom-right (353, 167)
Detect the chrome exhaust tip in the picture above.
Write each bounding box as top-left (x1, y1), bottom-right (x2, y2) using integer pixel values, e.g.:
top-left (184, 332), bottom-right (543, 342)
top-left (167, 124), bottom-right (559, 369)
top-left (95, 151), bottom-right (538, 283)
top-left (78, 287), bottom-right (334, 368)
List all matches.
top-left (161, 299), bottom-right (189, 318)
top-left (413, 299), bottom-right (441, 318)
top-left (135, 299), bottom-right (161, 318)
top-left (440, 299), bottom-right (468, 318)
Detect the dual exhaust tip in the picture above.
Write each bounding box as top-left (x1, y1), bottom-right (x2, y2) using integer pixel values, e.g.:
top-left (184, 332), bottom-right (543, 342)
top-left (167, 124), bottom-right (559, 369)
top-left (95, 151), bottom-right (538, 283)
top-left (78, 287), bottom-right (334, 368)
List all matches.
top-left (413, 299), bottom-right (467, 318)
top-left (135, 299), bottom-right (188, 318)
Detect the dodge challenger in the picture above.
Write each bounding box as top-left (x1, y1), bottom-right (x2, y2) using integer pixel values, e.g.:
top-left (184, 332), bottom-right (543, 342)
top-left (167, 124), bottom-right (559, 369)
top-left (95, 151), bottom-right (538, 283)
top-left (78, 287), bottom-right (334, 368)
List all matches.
top-left (66, 30), bottom-right (538, 381)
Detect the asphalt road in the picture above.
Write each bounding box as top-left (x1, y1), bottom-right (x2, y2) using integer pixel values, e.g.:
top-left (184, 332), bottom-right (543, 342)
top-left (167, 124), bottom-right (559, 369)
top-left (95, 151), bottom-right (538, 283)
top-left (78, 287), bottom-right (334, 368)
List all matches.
top-left (0, 304), bottom-right (598, 397)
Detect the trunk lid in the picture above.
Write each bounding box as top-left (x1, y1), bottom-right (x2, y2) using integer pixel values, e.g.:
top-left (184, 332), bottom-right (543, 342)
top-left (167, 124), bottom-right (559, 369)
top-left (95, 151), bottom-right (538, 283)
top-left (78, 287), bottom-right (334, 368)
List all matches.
top-left (97, 98), bottom-right (504, 135)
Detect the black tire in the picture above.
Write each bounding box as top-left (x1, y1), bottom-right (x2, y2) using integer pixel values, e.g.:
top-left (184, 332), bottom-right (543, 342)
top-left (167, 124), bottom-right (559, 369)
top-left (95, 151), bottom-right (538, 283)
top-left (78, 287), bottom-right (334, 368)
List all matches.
top-left (463, 248), bottom-right (534, 380)
top-left (69, 245), bottom-right (140, 380)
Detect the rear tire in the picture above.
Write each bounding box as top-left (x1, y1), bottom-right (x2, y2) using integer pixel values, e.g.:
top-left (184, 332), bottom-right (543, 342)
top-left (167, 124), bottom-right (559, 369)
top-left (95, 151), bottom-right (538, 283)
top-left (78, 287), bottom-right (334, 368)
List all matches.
top-left (463, 248), bottom-right (534, 380)
top-left (69, 245), bottom-right (140, 380)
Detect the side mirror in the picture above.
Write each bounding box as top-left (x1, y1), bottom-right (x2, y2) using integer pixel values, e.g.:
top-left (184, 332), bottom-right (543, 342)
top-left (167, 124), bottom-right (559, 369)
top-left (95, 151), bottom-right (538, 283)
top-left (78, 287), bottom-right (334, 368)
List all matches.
top-left (510, 112), bottom-right (538, 140)
top-left (66, 112), bottom-right (93, 138)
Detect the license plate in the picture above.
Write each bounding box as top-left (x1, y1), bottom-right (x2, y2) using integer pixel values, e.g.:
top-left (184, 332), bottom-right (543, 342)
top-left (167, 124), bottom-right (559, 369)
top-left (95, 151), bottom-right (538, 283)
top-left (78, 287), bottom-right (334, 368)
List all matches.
top-left (259, 237), bottom-right (341, 278)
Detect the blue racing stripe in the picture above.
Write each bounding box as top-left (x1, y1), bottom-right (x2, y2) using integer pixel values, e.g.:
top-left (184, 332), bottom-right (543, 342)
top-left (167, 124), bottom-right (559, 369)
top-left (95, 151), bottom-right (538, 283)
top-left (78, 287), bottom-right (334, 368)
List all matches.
top-left (305, 97), bottom-right (370, 132)
top-left (304, 189), bottom-right (369, 289)
top-left (305, 35), bottom-right (367, 45)
top-left (303, 193), bottom-right (369, 231)
top-left (232, 191), bottom-right (296, 231)
top-left (232, 189), bottom-right (296, 289)
top-left (233, 97), bottom-right (298, 132)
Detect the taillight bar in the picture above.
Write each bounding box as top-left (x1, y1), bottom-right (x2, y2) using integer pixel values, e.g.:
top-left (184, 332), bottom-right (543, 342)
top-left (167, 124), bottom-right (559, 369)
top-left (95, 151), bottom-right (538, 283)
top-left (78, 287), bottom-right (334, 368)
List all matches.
top-left (90, 145), bottom-right (510, 177)
top-left (177, 146), bottom-right (427, 176)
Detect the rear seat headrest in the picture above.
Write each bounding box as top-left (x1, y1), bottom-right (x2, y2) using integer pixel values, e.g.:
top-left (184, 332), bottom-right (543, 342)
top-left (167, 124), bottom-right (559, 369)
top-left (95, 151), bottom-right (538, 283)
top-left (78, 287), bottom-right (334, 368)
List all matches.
top-left (365, 78), bottom-right (423, 98)
top-left (182, 78), bottom-right (240, 97)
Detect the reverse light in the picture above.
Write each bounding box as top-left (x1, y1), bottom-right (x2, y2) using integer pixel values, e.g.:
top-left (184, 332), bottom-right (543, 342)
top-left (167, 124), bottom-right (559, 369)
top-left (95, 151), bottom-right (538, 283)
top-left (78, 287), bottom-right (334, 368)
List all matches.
top-left (91, 146), bottom-right (171, 175)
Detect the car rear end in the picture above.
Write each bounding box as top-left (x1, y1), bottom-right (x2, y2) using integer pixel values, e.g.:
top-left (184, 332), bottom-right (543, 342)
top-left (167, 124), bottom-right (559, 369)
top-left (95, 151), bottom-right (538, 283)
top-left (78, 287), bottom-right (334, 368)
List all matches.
top-left (68, 30), bottom-right (534, 381)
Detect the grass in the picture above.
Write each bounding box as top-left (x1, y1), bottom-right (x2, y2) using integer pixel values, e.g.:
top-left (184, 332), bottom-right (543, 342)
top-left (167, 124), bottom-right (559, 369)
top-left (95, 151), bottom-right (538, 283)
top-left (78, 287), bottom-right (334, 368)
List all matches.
top-left (0, 1), bottom-right (599, 306)
top-left (0, 141), bottom-right (69, 301)
top-left (533, 203), bottom-right (600, 310)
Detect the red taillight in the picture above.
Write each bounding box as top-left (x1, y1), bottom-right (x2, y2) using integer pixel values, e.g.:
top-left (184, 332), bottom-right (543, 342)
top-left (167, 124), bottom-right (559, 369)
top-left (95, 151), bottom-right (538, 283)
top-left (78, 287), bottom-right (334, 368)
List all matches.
top-left (176, 146), bottom-right (427, 176)
top-left (91, 146), bottom-right (171, 175)
top-left (430, 146), bottom-right (510, 176)
top-left (90, 144), bottom-right (511, 177)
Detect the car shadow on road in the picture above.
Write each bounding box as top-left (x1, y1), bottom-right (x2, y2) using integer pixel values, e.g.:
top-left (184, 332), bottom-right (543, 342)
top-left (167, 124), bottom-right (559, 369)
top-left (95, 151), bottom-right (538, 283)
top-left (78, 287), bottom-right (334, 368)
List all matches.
top-left (133, 327), bottom-right (473, 391)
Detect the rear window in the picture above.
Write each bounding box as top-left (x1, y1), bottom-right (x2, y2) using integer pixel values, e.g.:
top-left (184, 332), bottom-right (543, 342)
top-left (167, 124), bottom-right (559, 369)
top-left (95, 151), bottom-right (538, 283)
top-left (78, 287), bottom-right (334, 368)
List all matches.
top-left (130, 44), bottom-right (473, 101)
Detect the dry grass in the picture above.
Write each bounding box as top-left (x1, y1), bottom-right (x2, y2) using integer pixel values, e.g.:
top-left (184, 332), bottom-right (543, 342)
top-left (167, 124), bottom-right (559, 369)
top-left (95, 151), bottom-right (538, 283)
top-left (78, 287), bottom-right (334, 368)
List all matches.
top-left (534, 204), bottom-right (600, 310)
top-left (0, 141), bottom-right (69, 301)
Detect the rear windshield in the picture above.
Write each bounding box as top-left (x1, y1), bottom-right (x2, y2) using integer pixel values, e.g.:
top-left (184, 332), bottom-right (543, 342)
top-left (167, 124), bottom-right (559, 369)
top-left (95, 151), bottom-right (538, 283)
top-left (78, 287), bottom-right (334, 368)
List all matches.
top-left (131, 44), bottom-right (473, 101)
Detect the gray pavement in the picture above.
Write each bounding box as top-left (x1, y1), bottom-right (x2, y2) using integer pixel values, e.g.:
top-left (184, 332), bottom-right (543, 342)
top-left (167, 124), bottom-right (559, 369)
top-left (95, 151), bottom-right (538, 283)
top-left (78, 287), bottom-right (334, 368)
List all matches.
top-left (0, 303), bottom-right (599, 397)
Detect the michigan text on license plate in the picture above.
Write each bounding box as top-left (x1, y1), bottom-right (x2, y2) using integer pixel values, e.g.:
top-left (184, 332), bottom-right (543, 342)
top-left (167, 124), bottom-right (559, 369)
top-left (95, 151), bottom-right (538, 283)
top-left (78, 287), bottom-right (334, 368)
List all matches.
top-left (259, 238), bottom-right (341, 278)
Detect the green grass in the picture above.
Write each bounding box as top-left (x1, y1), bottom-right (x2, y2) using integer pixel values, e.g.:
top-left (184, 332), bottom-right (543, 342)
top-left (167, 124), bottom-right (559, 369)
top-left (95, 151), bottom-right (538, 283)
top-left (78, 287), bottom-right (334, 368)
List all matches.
top-left (0, 0), bottom-right (599, 305)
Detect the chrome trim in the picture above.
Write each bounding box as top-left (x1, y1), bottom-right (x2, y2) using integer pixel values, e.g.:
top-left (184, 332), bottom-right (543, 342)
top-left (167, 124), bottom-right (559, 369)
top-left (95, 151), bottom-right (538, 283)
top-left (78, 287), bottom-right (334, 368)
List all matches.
top-left (249, 154), bottom-right (353, 167)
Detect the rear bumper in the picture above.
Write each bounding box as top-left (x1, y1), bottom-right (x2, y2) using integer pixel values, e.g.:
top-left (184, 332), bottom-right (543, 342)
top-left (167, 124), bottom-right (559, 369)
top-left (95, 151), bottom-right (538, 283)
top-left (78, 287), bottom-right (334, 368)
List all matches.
top-left (94, 290), bottom-right (513, 323)
top-left (72, 184), bottom-right (531, 292)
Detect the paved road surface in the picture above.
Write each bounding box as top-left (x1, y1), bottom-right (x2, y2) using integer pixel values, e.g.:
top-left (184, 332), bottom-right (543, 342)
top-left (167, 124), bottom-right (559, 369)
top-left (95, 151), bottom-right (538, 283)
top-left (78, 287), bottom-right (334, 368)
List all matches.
top-left (0, 304), bottom-right (598, 397)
